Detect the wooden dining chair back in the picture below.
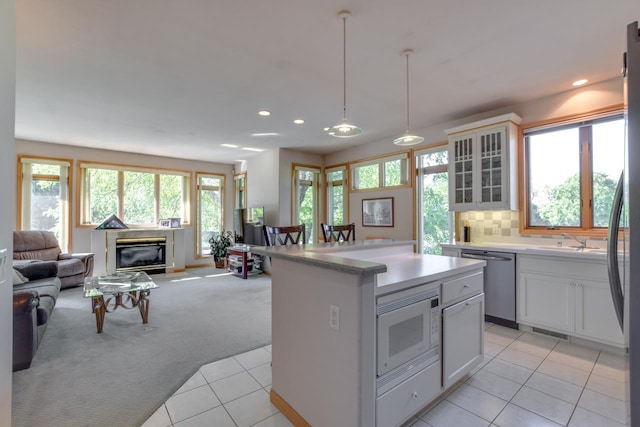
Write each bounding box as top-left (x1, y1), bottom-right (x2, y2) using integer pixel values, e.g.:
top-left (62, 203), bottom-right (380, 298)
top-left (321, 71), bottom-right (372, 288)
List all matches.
top-left (321, 223), bottom-right (356, 243)
top-left (263, 224), bottom-right (307, 246)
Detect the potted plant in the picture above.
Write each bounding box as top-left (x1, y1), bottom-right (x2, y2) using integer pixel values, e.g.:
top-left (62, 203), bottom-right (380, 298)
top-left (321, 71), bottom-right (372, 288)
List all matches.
top-left (209, 230), bottom-right (235, 268)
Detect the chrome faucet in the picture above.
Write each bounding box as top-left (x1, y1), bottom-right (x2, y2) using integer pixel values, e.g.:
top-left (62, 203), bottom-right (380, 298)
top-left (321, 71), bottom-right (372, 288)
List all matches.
top-left (561, 233), bottom-right (587, 250)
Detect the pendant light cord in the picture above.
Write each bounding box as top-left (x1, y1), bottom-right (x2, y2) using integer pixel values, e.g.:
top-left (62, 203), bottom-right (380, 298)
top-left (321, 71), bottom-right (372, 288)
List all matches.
top-left (405, 51), bottom-right (410, 132)
top-left (342, 14), bottom-right (347, 120)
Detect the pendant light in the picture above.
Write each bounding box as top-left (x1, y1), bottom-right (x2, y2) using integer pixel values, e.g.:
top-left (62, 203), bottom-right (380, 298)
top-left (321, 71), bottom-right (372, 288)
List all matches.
top-left (325, 10), bottom-right (362, 138)
top-left (393, 49), bottom-right (424, 146)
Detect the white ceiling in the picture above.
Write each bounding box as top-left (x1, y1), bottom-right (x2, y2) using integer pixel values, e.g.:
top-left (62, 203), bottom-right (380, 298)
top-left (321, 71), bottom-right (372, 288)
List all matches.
top-left (15, 1), bottom-right (640, 164)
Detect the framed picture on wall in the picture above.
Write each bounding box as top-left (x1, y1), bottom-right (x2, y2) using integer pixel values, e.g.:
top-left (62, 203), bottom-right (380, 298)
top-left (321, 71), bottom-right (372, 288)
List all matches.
top-left (362, 197), bottom-right (394, 227)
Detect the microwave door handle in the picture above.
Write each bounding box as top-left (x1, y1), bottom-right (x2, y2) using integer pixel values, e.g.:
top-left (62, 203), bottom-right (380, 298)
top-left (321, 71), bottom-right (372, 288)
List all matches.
top-left (607, 171), bottom-right (624, 331)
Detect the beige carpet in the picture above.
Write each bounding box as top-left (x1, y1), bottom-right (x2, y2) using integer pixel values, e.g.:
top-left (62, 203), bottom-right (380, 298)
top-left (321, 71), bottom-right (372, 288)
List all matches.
top-left (12, 267), bottom-right (272, 427)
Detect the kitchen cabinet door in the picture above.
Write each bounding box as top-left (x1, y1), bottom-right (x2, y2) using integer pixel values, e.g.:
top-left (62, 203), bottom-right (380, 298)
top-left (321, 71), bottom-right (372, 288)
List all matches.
top-left (446, 113), bottom-right (521, 211)
top-left (442, 293), bottom-right (484, 389)
top-left (518, 255), bottom-right (626, 348)
top-left (517, 271), bottom-right (575, 333)
top-left (575, 279), bottom-right (625, 346)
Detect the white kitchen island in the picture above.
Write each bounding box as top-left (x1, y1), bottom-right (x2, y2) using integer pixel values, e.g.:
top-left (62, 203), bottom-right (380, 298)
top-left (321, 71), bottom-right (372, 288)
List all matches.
top-left (253, 240), bottom-right (486, 427)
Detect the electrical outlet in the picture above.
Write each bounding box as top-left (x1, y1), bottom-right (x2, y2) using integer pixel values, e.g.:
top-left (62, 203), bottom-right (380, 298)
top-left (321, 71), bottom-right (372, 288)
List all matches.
top-left (330, 305), bottom-right (339, 331)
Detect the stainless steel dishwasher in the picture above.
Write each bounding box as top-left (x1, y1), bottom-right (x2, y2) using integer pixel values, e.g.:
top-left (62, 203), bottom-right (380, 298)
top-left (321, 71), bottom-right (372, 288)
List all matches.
top-left (460, 249), bottom-right (517, 329)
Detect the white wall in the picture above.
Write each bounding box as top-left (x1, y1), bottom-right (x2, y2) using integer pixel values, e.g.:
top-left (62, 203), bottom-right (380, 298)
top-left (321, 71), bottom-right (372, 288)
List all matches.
top-left (0, 0), bottom-right (16, 424)
top-left (15, 139), bottom-right (234, 267)
top-left (351, 188), bottom-right (414, 240)
top-left (324, 78), bottom-right (624, 241)
top-left (246, 150), bottom-right (279, 226)
top-left (326, 78), bottom-right (623, 167)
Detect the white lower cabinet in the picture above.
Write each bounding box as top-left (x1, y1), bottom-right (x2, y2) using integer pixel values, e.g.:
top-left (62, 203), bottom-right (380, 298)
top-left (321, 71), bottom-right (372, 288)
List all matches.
top-left (517, 256), bottom-right (624, 347)
top-left (376, 361), bottom-right (441, 427)
top-left (442, 292), bottom-right (485, 389)
top-left (575, 279), bottom-right (624, 344)
top-left (518, 271), bottom-right (574, 332)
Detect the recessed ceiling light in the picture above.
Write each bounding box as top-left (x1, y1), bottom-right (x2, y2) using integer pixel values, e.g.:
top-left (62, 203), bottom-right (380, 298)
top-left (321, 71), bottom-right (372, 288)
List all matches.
top-left (242, 147), bottom-right (265, 152)
top-left (251, 132), bottom-right (279, 136)
top-left (572, 79), bottom-right (588, 87)
top-left (293, 119), bottom-right (305, 124)
top-left (258, 110), bottom-right (271, 116)
top-left (221, 144), bottom-right (239, 148)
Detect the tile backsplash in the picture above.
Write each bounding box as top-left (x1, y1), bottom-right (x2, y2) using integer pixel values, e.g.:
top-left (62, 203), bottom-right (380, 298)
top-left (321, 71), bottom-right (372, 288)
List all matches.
top-left (460, 210), bottom-right (520, 241)
top-left (458, 210), bottom-right (606, 245)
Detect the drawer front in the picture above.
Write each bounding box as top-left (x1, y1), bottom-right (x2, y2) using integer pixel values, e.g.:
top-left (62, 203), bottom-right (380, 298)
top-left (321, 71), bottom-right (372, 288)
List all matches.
top-left (518, 255), bottom-right (607, 281)
top-left (376, 361), bottom-right (441, 427)
top-left (442, 271), bottom-right (483, 305)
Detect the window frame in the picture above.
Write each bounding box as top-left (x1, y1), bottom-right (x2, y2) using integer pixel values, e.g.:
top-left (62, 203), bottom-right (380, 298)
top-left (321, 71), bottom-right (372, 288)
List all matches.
top-left (350, 152), bottom-right (411, 192)
top-left (17, 155), bottom-right (73, 252)
top-left (519, 107), bottom-right (624, 237)
top-left (415, 143), bottom-right (453, 255)
top-left (195, 172), bottom-right (226, 258)
top-left (292, 163), bottom-right (320, 243)
top-left (324, 163), bottom-right (349, 226)
top-left (77, 161), bottom-right (191, 228)
top-left (234, 172), bottom-right (246, 209)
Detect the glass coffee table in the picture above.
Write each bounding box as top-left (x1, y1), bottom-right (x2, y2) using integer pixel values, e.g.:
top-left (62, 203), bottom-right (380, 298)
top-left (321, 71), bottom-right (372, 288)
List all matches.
top-left (83, 271), bottom-right (158, 333)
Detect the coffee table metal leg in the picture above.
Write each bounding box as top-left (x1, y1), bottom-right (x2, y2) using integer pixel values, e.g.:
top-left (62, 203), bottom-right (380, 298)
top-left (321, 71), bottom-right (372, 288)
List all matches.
top-left (93, 296), bottom-right (106, 333)
top-left (138, 290), bottom-right (150, 324)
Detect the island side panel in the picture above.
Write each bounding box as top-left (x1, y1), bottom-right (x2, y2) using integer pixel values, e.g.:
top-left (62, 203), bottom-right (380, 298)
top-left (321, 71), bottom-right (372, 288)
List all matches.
top-left (270, 256), bottom-right (370, 426)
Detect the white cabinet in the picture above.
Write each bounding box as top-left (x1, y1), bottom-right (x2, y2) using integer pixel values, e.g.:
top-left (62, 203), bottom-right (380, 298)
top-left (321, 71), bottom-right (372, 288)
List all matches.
top-left (441, 271), bottom-right (484, 389)
top-left (376, 362), bottom-right (441, 427)
top-left (517, 256), bottom-right (624, 347)
top-left (442, 293), bottom-right (484, 388)
top-left (445, 113), bottom-right (522, 211)
top-left (518, 271), bottom-right (574, 332)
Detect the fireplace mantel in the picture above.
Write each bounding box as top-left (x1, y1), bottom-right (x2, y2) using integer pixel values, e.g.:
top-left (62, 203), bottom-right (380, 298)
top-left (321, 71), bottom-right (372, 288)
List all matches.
top-left (91, 228), bottom-right (185, 275)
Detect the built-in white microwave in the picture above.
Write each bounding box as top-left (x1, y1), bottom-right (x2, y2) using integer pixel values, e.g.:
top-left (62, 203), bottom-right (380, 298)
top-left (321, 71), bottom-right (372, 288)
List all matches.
top-left (377, 284), bottom-right (440, 378)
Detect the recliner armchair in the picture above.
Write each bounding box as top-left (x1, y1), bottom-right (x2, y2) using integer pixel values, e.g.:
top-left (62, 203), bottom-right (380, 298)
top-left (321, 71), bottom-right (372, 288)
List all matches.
top-left (13, 230), bottom-right (94, 289)
top-left (13, 260), bottom-right (61, 371)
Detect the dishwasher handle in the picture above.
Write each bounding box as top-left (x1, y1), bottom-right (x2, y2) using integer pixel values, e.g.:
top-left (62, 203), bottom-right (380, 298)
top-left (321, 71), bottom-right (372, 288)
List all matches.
top-left (461, 253), bottom-right (512, 261)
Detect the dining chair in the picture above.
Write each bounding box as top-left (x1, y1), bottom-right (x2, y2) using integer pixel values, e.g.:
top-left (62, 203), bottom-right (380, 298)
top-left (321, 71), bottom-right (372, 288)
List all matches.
top-left (263, 224), bottom-right (306, 246)
top-left (321, 223), bottom-right (355, 243)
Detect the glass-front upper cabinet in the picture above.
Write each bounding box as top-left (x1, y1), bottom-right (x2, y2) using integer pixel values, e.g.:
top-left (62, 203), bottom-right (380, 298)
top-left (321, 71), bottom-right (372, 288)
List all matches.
top-left (446, 113), bottom-right (521, 211)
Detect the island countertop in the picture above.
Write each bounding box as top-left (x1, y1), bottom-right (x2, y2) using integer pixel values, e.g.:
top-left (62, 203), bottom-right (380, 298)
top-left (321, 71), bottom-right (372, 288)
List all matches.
top-left (252, 240), bottom-right (484, 295)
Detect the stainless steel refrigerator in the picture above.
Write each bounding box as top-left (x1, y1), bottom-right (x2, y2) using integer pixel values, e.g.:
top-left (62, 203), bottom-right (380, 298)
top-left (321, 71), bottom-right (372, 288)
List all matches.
top-left (608, 20), bottom-right (639, 426)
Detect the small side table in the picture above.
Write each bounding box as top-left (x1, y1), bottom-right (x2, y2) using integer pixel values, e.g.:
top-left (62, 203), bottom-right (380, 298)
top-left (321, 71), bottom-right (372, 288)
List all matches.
top-left (226, 245), bottom-right (261, 279)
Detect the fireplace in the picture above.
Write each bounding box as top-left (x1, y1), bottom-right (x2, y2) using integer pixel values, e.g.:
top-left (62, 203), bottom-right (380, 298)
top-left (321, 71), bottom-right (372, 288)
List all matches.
top-left (115, 237), bottom-right (166, 274)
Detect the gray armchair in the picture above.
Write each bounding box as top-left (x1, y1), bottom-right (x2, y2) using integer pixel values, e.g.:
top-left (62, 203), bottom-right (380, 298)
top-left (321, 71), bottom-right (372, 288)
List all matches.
top-left (13, 230), bottom-right (94, 289)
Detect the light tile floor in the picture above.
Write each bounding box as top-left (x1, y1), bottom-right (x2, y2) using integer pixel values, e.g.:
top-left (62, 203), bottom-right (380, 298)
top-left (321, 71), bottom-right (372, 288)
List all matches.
top-left (142, 325), bottom-right (629, 427)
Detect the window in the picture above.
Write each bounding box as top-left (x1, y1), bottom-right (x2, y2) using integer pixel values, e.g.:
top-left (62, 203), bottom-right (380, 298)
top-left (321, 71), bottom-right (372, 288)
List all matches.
top-left (196, 173), bottom-right (225, 256)
top-left (293, 165), bottom-right (320, 243)
top-left (79, 163), bottom-right (190, 226)
top-left (351, 153), bottom-right (409, 191)
top-left (523, 113), bottom-right (624, 233)
top-left (234, 173), bottom-right (246, 209)
top-left (325, 165), bottom-right (348, 225)
top-left (416, 146), bottom-right (452, 255)
top-left (18, 157), bottom-right (71, 251)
